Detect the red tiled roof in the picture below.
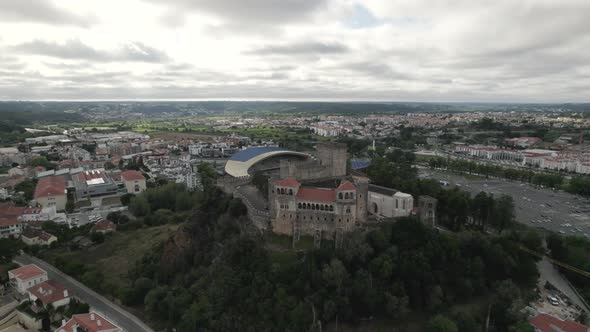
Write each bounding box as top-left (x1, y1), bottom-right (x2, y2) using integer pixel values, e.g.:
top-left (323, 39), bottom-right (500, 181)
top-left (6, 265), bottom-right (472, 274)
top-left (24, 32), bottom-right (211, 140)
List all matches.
top-left (21, 228), bottom-right (56, 242)
top-left (23, 208), bottom-right (42, 215)
top-left (56, 312), bottom-right (119, 332)
top-left (0, 216), bottom-right (21, 227)
top-left (530, 313), bottom-right (589, 332)
top-left (120, 170), bottom-right (145, 181)
top-left (337, 181), bottom-right (356, 191)
top-left (8, 264), bottom-right (46, 281)
top-left (34, 176), bottom-right (66, 199)
top-left (92, 220), bottom-right (116, 232)
top-left (524, 152), bottom-right (551, 157)
top-left (276, 177), bottom-right (300, 187)
top-left (27, 280), bottom-right (70, 305)
top-left (296, 187), bottom-right (336, 202)
top-left (0, 205), bottom-right (26, 217)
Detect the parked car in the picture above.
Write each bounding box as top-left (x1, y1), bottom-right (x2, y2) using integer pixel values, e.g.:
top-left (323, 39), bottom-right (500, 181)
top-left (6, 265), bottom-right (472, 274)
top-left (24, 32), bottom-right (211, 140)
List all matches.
top-left (547, 295), bottom-right (559, 306)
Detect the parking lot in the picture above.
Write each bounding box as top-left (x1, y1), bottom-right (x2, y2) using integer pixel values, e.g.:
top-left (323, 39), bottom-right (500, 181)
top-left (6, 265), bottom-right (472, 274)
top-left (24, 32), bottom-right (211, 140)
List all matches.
top-left (67, 206), bottom-right (128, 228)
top-left (421, 170), bottom-right (590, 235)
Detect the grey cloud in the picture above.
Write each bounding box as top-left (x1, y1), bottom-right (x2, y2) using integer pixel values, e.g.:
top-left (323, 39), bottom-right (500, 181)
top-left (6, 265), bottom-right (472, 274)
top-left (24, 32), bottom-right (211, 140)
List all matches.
top-left (12, 40), bottom-right (169, 63)
top-left (345, 62), bottom-right (413, 80)
top-left (246, 42), bottom-right (349, 55)
top-left (145, 0), bottom-right (327, 25)
top-left (0, 0), bottom-right (97, 27)
top-left (2, 79), bottom-right (586, 103)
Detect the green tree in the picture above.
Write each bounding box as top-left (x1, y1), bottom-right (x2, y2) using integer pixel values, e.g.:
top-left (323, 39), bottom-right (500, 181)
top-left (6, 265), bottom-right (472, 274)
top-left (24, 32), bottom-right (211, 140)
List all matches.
top-left (65, 199), bottom-right (75, 213)
top-left (31, 156), bottom-right (52, 168)
top-left (120, 193), bottom-right (135, 206)
top-left (90, 232), bottom-right (104, 244)
top-left (427, 314), bottom-right (458, 332)
top-left (130, 195), bottom-right (150, 217)
top-left (492, 195), bottom-right (515, 233)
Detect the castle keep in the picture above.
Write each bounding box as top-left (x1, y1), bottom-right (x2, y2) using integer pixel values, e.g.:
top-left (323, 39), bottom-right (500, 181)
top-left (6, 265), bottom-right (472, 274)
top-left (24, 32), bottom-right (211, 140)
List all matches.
top-left (269, 176), bottom-right (368, 238)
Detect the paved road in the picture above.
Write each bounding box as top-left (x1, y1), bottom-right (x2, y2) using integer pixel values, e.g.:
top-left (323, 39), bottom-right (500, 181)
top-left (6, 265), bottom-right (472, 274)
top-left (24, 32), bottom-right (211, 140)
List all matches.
top-left (14, 254), bottom-right (153, 332)
top-left (537, 257), bottom-right (590, 312)
top-left (421, 169), bottom-right (590, 235)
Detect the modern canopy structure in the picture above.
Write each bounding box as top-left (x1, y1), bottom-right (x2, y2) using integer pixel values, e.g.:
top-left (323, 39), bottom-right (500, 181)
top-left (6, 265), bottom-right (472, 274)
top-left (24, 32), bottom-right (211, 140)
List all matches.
top-left (224, 146), bottom-right (309, 178)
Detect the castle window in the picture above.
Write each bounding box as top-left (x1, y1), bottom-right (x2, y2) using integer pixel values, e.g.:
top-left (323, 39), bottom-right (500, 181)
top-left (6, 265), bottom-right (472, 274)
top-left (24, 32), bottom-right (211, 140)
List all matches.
top-left (403, 200), bottom-right (406, 209)
top-left (298, 203), bottom-right (302, 208)
top-left (330, 206), bottom-right (334, 211)
top-left (338, 218), bottom-right (341, 222)
top-left (307, 203), bottom-right (311, 209)
top-left (346, 208), bottom-right (351, 213)
top-left (344, 192), bottom-right (349, 199)
top-left (316, 204), bottom-right (320, 210)
top-left (395, 200), bottom-right (398, 209)
top-left (320, 205), bottom-right (324, 211)
top-left (338, 192), bottom-right (343, 199)
top-left (312, 204), bottom-right (316, 210)
top-left (289, 189), bottom-right (293, 195)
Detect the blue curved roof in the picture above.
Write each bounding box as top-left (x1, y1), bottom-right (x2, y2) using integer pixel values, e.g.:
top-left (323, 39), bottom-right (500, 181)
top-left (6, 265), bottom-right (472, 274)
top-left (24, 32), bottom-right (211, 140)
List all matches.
top-left (351, 160), bottom-right (371, 170)
top-left (229, 146), bottom-right (291, 162)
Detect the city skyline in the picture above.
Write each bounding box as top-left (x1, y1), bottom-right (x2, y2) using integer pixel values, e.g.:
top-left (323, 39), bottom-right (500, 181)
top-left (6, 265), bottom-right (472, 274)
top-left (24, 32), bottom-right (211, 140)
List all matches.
top-left (1, 0), bottom-right (590, 102)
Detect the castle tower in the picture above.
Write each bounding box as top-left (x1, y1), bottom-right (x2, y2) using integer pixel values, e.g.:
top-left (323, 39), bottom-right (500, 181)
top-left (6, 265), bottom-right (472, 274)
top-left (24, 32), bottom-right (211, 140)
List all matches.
top-left (334, 180), bottom-right (357, 230)
top-left (316, 142), bottom-right (347, 178)
top-left (352, 176), bottom-right (369, 223)
top-left (270, 177), bottom-right (300, 235)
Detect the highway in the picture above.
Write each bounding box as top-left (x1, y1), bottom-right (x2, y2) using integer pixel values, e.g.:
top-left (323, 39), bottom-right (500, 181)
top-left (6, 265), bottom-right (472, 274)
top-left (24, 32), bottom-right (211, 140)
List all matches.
top-left (14, 254), bottom-right (153, 332)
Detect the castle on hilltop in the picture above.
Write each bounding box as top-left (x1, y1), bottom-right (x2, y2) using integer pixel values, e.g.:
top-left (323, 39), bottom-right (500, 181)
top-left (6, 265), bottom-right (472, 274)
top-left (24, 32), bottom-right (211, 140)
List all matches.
top-left (220, 142), bottom-right (429, 241)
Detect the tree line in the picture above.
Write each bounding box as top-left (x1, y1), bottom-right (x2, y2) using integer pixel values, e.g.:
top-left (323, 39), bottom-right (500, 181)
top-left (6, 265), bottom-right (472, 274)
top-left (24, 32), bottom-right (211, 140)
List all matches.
top-left (427, 157), bottom-right (565, 188)
top-left (368, 150), bottom-right (517, 233)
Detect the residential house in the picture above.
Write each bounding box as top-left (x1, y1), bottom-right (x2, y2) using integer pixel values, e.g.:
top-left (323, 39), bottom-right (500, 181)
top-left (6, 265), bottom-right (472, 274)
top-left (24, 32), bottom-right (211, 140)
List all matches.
top-left (0, 205), bottom-right (25, 238)
top-left (8, 264), bottom-right (49, 294)
top-left (55, 312), bottom-right (122, 332)
top-left (27, 279), bottom-right (71, 308)
top-left (91, 219), bottom-right (116, 234)
top-left (34, 176), bottom-right (67, 211)
top-left (120, 170), bottom-right (146, 194)
top-left (20, 206), bottom-right (57, 222)
top-left (21, 228), bottom-right (58, 246)
top-left (529, 313), bottom-right (589, 332)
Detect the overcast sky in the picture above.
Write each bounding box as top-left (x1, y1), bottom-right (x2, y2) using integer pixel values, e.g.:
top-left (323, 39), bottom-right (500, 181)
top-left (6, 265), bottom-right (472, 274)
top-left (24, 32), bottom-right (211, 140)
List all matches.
top-left (1, 0), bottom-right (589, 102)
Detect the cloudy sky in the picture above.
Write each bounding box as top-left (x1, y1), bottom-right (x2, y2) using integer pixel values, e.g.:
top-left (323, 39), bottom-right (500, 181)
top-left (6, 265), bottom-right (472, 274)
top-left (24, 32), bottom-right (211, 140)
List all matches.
top-left (1, 0), bottom-right (589, 102)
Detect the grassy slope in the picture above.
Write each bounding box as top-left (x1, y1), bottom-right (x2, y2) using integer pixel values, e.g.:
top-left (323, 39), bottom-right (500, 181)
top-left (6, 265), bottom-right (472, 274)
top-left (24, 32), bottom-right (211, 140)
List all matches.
top-left (45, 224), bottom-right (179, 290)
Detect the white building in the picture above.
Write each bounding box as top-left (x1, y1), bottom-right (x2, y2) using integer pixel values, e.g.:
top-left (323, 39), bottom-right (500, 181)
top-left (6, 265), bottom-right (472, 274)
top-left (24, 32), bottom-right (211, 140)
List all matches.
top-left (120, 170), bottom-right (147, 194)
top-left (20, 206), bottom-right (57, 222)
top-left (8, 264), bottom-right (49, 294)
top-left (368, 184), bottom-right (414, 218)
